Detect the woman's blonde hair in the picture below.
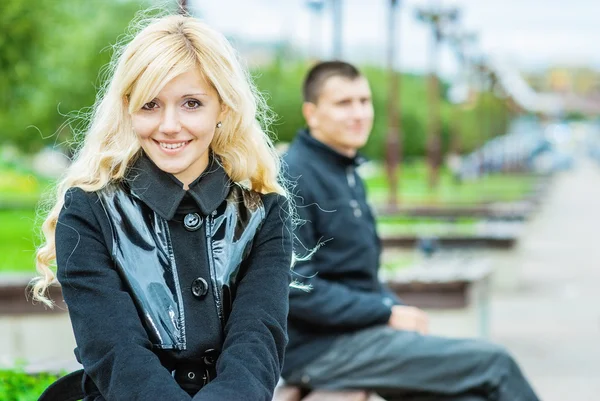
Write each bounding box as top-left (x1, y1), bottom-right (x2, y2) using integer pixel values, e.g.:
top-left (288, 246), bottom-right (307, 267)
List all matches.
top-left (31, 12), bottom-right (288, 306)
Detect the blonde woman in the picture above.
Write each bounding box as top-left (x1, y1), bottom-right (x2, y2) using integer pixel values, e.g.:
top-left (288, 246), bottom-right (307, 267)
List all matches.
top-left (34, 13), bottom-right (292, 401)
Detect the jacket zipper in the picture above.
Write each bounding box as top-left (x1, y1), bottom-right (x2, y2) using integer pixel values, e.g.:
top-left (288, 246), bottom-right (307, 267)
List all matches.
top-left (346, 166), bottom-right (362, 218)
top-left (347, 165), bottom-right (381, 290)
top-left (205, 210), bottom-right (224, 326)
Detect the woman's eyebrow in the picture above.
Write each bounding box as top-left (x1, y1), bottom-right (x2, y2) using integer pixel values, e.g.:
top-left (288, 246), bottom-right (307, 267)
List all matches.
top-left (181, 92), bottom-right (208, 97)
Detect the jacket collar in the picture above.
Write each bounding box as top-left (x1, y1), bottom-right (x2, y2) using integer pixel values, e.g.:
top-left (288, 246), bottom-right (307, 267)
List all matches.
top-left (295, 128), bottom-right (366, 167)
top-left (124, 152), bottom-right (231, 220)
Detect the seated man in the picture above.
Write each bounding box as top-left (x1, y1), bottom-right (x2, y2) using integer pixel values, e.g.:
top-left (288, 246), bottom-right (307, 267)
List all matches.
top-left (282, 61), bottom-right (540, 401)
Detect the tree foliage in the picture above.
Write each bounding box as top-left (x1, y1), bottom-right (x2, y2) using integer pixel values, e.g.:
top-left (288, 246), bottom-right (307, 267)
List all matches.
top-left (1, 0), bottom-right (510, 159)
top-left (252, 58), bottom-right (511, 160)
top-left (0, 0), bottom-right (145, 152)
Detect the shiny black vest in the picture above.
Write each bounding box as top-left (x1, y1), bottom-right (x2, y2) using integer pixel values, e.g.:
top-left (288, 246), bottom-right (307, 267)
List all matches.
top-left (97, 184), bottom-right (265, 351)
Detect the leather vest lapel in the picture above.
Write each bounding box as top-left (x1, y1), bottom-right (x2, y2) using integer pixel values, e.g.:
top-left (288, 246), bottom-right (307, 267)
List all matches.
top-left (97, 184), bottom-right (265, 350)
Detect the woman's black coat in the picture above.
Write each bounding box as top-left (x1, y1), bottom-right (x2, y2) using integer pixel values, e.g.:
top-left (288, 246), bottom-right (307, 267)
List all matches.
top-left (54, 155), bottom-right (292, 400)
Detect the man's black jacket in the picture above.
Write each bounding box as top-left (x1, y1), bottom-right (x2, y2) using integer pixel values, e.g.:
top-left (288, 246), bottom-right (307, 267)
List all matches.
top-left (282, 129), bottom-right (401, 378)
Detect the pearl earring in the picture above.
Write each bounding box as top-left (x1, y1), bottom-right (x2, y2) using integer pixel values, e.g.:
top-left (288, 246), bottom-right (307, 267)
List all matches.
top-left (216, 121), bottom-right (222, 128)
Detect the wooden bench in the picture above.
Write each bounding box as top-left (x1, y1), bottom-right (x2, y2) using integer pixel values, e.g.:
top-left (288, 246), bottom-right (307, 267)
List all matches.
top-left (378, 220), bottom-right (524, 251)
top-left (273, 385), bottom-right (384, 401)
top-left (381, 253), bottom-right (493, 338)
top-left (0, 274), bottom-right (79, 371)
top-left (374, 201), bottom-right (534, 221)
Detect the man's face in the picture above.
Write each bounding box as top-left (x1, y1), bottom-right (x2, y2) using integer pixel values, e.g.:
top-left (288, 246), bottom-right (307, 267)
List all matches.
top-left (305, 75), bottom-right (374, 157)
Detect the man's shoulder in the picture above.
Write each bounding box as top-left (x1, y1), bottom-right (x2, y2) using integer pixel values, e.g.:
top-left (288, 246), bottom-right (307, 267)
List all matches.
top-left (285, 134), bottom-right (331, 167)
top-left (283, 141), bottom-right (316, 178)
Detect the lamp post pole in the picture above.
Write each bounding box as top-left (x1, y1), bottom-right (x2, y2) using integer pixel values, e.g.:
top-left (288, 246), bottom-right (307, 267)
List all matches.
top-left (385, 0), bottom-right (402, 210)
top-left (416, 4), bottom-right (459, 189)
top-left (447, 30), bottom-right (477, 156)
top-left (306, 0), bottom-right (325, 60)
top-left (331, 0), bottom-right (343, 59)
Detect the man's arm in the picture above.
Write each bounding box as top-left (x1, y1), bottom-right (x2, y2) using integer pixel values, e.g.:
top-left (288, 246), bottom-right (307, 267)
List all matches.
top-left (289, 186), bottom-right (392, 329)
top-left (380, 282), bottom-right (404, 306)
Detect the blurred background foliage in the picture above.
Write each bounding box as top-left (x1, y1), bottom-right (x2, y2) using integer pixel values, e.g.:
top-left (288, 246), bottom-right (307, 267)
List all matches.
top-left (0, 0), bottom-right (144, 153)
top-left (0, 0), bottom-right (509, 159)
top-left (255, 59), bottom-right (510, 160)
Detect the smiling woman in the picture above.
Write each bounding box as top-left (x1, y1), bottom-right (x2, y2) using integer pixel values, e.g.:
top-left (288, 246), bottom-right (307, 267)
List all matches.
top-left (131, 70), bottom-right (223, 188)
top-left (31, 10), bottom-right (294, 401)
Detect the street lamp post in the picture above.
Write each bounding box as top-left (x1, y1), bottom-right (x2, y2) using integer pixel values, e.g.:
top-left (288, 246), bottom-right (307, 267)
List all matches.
top-left (385, 0), bottom-right (402, 210)
top-left (306, 0), bottom-right (325, 60)
top-left (331, 0), bottom-right (343, 59)
top-left (474, 58), bottom-right (490, 176)
top-left (416, 5), bottom-right (459, 189)
top-left (446, 30), bottom-right (478, 157)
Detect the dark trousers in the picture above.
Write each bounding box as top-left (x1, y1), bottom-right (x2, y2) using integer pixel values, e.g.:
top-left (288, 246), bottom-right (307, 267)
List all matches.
top-left (285, 326), bottom-right (540, 401)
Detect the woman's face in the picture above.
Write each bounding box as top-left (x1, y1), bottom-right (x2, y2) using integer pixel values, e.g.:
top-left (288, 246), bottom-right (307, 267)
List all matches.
top-left (131, 69), bottom-right (223, 188)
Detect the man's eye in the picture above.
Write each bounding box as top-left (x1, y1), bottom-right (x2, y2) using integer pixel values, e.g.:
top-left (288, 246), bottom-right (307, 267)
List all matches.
top-left (184, 100), bottom-right (201, 109)
top-left (142, 101), bottom-right (158, 110)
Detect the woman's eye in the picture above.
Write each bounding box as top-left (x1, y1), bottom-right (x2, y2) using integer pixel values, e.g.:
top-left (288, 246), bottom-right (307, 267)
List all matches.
top-left (184, 100), bottom-right (201, 109)
top-left (142, 101), bottom-right (158, 110)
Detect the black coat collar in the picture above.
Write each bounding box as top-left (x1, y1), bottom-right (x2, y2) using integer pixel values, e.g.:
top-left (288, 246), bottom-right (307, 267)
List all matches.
top-left (296, 128), bottom-right (366, 167)
top-left (124, 152), bottom-right (231, 220)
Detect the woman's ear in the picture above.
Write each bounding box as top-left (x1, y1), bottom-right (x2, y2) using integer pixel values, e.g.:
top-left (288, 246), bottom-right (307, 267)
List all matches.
top-left (218, 103), bottom-right (228, 122)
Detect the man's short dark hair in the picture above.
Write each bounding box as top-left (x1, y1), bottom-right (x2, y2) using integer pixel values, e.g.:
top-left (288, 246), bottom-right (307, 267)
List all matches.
top-left (302, 61), bottom-right (362, 104)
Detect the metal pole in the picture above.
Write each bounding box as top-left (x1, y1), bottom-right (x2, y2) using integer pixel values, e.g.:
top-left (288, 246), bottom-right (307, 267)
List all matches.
top-left (307, 0), bottom-right (325, 60)
top-left (385, 0), bottom-right (402, 210)
top-left (416, 6), bottom-right (459, 189)
top-left (331, 0), bottom-right (343, 59)
top-left (477, 62), bottom-right (488, 176)
top-left (427, 24), bottom-right (442, 189)
top-left (447, 31), bottom-right (476, 158)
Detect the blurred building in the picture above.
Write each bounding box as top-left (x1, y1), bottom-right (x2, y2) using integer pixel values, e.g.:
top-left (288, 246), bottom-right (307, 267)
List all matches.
top-left (525, 67), bottom-right (600, 116)
top-left (527, 67), bottom-right (600, 96)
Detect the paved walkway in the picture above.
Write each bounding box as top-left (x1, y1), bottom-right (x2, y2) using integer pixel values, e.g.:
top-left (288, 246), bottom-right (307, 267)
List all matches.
top-left (490, 157), bottom-right (600, 400)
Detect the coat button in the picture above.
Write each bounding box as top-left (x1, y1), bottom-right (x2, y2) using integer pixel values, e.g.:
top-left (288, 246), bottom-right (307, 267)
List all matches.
top-left (191, 277), bottom-right (208, 299)
top-left (183, 213), bottom-right (202, 231)
top-left (203, 349), bottom-right (218, 366)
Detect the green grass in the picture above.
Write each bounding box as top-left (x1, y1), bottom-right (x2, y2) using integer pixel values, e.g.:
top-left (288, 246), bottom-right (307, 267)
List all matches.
top-left (376, 215), bottom-right (480, 237)
top-left (380, 251), bottom-right (415, 275)
top-left (0, 159), bottom-right (534, 274)
top-left (0, 209), bottom-right (40, 273)
top-left (377, 215), bottom-right (478, 225)
top-left (0, 166), bottom-right (51, 208)
top-left (0, 162), bottom-right (51, 273)
top-left (377, 220), bottom-right (479, 237)
top-left (363, 161), bottom-right (537, 206)
top-left (0, 369), bottom-right (62, 401)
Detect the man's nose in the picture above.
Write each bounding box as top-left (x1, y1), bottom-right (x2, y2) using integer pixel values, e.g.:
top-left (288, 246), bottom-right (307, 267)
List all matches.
top-left (351, 101), bottom-right (370, 119)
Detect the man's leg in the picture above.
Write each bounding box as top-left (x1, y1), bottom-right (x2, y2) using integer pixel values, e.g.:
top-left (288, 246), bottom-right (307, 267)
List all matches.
top-left (285, 326), bottom-right (539, 401)
top-left (384, 393), bottom-right (488, 401)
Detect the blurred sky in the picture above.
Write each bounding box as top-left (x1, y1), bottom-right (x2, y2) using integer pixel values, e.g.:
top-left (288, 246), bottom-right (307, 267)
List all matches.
top-left (189, 0), bottom-right (600, 77)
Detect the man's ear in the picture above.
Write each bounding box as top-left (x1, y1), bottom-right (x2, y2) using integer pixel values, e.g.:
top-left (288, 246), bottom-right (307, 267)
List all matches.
top-left (302, 102), bottom-right (317, 129)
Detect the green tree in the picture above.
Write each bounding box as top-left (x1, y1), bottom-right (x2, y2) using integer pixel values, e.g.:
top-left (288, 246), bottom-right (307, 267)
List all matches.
top-left (0, 0), bottom-right (146, 152)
